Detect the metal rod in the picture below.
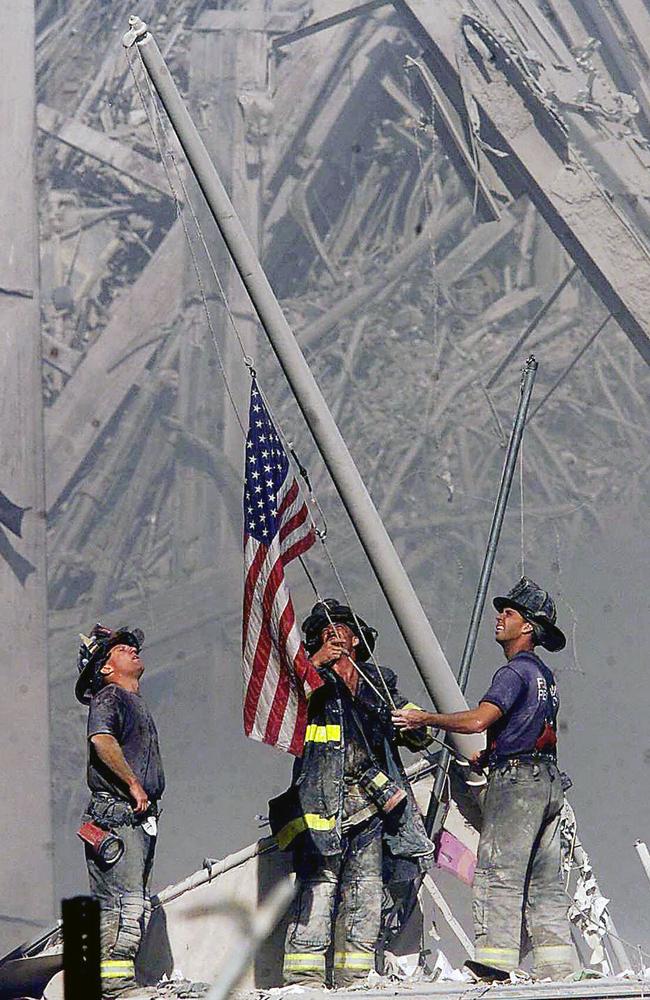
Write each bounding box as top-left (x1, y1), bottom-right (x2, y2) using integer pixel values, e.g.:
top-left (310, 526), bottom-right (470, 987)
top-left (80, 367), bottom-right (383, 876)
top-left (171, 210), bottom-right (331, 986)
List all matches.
top-left (634, 840), bottom-right (650, 889)
top-left (124, 17), bottom-right (483, 759)
top-left (272, 0), bottom-right (390, 49)
top-left (425, 355), bottom-right (538, 834)
top-left (528, 314), bottom-right (611, 421)
top-left (206, 878), bottom-right (295, 1000)
top-left (486, 267), bottom-right (577, 388)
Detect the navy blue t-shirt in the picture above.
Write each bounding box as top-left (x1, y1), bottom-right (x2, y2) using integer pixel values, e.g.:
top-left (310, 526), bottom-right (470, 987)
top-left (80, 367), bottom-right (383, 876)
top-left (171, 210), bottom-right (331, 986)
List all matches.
top-left (480, 651), bottom-right (559, 761)
top-left (87, 684), bottom-right (165, 800)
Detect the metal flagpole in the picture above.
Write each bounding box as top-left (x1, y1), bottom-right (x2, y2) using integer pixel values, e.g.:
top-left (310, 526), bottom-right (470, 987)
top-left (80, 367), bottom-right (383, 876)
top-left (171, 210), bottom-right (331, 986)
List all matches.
top-left (123, 16), bottom-right (483, 759)
top-left (425, 356), bottom-right (538, 834)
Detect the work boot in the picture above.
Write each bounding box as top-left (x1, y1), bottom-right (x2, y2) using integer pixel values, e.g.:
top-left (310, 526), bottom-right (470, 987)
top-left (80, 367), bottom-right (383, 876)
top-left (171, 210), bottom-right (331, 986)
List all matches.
top-left (464, 959), bottom-right (512, 983)
top-left (103, 984), bottom-right (158, 999)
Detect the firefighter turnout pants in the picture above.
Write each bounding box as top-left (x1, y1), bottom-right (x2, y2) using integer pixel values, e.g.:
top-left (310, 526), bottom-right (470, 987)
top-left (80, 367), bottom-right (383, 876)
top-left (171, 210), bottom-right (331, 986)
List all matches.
top-left (284, 816), bottom-right (383, 987)
top-left (472, 759), bottom-right (575, 979)
top-left (85, 812), bottom-right (156, 997)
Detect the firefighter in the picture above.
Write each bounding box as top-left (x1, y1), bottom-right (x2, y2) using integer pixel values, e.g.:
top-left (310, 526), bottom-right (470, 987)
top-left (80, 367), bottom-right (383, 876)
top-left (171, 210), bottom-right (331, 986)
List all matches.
top-left (75, 624), bottom-right (164, 999)
top-left (269, 598), bottom-right (435, 988)
top-left (393, 577), bottom-right (575, 981)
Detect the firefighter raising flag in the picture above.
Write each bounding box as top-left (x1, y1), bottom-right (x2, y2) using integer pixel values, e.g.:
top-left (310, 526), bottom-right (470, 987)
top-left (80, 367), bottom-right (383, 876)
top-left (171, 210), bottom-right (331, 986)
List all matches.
top-left (242, 379), bottom-right (323, 754)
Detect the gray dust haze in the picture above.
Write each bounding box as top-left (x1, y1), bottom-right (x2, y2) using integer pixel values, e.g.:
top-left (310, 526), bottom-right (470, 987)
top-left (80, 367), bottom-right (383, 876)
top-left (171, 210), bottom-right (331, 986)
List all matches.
top-left (0, 0), bottom-right (649, 964)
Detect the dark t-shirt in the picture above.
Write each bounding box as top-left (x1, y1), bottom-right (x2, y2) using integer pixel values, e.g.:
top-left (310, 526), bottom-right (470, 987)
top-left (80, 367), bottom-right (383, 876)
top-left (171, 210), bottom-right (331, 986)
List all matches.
top-left (481, 651), bottom-right (559, 761)
top-left (87, 685), bottom-right (165, 800)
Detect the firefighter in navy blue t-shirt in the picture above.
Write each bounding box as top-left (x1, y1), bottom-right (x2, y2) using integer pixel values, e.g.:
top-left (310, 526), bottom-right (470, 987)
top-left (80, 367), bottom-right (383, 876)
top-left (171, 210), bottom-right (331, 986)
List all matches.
top-left (393, 578), bottom-right (575, 982)
top-left (75, 624), bottom-right (164, 999)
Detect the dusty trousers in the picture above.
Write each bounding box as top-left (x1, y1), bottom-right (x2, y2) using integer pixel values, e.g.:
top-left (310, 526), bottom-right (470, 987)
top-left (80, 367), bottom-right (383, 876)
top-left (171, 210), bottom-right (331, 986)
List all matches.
top-left (472, 760), bottom-right (575, 979)
top-left (284, 815), bottom-right (383, 987)
top-left (84, 797), bottom-right (156, 997)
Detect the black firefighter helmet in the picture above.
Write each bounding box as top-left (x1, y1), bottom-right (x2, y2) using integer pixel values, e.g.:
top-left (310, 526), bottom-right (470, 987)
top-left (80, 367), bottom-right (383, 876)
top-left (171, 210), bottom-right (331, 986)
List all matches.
top-left (302, 598), bottom-right (377, 662)
top-left (493, 577), bottom-right (566, 653)
top-left (75, 623), bottom-right (144, 705)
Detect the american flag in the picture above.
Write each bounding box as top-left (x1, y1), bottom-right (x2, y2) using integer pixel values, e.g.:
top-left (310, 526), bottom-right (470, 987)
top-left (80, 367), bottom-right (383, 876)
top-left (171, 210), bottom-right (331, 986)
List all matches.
top-left (242, 378), bottom-right (323, 754)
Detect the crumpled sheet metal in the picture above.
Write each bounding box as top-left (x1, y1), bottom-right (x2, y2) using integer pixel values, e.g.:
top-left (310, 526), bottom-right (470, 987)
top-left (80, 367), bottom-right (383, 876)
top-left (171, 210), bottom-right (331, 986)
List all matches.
top-left (561, 801), bottom-right (611, 968)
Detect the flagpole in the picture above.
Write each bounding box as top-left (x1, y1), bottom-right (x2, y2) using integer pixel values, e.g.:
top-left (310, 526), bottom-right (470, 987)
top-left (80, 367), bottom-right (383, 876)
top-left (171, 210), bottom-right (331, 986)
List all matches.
top-left (424, 356), bottom-right (538, 834)
top-left (124, 16), bottom-right (484, 759)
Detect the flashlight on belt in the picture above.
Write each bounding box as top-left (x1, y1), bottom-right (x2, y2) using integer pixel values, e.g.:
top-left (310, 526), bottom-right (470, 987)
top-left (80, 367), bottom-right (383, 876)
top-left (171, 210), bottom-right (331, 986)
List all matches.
top-left (77, 821), bottom-right (125, 866)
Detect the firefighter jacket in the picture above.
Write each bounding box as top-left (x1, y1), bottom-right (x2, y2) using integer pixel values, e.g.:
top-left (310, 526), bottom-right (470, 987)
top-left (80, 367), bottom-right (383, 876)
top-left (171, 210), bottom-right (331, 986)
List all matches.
top-left (269, 662), bottom-right (435, 868)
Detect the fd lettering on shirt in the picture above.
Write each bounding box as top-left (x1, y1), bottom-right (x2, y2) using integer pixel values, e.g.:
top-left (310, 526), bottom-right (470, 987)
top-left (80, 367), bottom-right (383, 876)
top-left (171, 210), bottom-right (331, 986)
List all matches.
top-left (536, 676), bottom-right (547, 702)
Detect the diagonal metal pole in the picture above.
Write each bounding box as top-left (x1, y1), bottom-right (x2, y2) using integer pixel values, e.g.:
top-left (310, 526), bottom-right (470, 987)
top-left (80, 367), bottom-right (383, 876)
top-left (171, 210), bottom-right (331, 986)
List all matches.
top-left (123, 16), bottom-right (484, 759)
top-left (425, 355), bottom-right (538, 834)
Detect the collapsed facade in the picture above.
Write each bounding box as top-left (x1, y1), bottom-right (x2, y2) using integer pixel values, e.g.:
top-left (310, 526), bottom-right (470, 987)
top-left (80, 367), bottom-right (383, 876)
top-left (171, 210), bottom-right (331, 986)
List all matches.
top-left (1, 0), bottom-right (650, 993)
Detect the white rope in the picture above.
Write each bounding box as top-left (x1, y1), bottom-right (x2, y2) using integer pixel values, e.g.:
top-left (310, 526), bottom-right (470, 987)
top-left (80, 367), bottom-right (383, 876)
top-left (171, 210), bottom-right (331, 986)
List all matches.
top-left (127, 46), bottom-right (249, 434)
top-left (128, 45), bottom-right (455, 739)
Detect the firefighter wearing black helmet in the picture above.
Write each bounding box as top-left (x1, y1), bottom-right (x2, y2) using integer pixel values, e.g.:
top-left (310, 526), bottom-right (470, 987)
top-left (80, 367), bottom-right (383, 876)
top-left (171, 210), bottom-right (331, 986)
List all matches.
top-left (75, 624), bottom-right (164, 999)
top-left (269, 598), bottom-right (435, 988)
top-left (393, 578), bottom-right (575, 982)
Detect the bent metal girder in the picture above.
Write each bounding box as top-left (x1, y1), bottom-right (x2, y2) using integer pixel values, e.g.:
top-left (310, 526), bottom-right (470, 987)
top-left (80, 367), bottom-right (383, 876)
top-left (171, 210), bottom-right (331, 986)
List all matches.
top-left (392, 0), bottom-right (650, 367)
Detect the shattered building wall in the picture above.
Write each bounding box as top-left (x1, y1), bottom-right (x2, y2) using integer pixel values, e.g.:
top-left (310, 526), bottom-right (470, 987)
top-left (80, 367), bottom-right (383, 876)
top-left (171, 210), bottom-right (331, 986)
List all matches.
top-left (11, 0), bottom-right (650, 956)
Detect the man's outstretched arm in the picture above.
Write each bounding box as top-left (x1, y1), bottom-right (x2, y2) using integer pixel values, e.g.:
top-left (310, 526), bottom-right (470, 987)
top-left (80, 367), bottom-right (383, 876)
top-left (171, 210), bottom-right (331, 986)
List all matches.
top-left (392, 701), bottom-right (502, 735)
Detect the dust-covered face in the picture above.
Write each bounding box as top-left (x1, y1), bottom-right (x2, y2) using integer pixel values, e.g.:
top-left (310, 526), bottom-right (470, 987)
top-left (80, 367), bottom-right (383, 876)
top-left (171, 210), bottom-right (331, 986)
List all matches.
top-left (102, 642), bottom-right (144, 680)
top-left (319, 622), bottom-right (359, 656)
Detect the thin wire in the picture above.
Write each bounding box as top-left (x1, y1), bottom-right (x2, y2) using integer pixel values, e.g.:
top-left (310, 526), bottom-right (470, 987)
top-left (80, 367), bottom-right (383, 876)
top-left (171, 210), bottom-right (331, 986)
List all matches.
top-left (127, 46), bottom-right (247, 435)
top-left (128, 45), bottom-right (453, 734)
top-left (135, 46), bottom-right (253, 367)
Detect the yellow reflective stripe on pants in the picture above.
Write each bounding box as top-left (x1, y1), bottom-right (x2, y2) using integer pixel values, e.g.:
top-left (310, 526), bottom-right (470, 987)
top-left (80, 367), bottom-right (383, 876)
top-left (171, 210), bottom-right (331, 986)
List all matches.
top-left (101, 959), bottom-right (135, 980)
top-left (333, 950), bottom-right (374, 970)
top-left (370, 771), bottom-right (388, 789)
top-left (534, 944), bottom-right (574, 967)
top-left (304, 723), bottom-right (341, 743)
top-left (283, 952), bottom-right (326, 971)
top-left (474, 946), bottom-right (519, 970)
top-left (276, 812), bottom-right (336, 850)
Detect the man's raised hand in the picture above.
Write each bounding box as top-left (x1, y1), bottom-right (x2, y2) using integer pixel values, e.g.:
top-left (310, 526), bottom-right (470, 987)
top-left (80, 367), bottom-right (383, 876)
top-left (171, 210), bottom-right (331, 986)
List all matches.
top-left (310, 637), bottom-right (347, 668)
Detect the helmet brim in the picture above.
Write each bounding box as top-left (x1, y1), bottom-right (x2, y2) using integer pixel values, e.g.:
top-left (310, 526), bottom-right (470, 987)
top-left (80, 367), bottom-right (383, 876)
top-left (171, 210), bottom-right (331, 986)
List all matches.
top-left (492, 597), bottom-right (566, 652)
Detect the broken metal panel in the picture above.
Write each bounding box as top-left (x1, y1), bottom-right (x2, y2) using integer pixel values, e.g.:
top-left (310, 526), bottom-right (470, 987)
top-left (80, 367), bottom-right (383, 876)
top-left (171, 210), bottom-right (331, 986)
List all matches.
top-left (570, 0), bottom-right (650, 130)
top-left (44, 220), bottom-right (185, 511)
top-left (37, 103), bottom-right (171, 197)
top-left (391, 0), bottom-right (650, 366)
